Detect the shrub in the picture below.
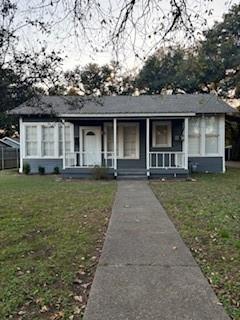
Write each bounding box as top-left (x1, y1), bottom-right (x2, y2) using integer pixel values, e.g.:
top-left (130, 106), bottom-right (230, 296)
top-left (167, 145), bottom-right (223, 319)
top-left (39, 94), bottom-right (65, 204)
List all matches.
top-left (23, 162), bottom-right (31, 175)
top-left (38, 166), bottom-right (45, 175)
top-left (91, 165), bottom-right (108, 180)
top-left (53, 166), bottom-right (60, 174)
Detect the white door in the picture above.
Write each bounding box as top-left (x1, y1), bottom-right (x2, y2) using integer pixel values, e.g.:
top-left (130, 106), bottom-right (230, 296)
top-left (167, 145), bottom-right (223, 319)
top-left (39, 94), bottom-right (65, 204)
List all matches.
top-left (80, 127), bottom-right (102, 166)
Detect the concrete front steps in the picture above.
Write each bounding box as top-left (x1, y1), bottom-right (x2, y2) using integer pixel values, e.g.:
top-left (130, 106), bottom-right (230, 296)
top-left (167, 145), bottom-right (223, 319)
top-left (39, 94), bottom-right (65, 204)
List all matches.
top-left (116, 169), bottom-right (148, 180)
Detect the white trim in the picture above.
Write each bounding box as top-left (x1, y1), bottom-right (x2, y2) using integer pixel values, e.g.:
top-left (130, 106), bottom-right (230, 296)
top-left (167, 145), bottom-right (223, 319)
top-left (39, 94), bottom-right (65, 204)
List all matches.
top-left (104, 121), bottom-right (140, 160)
top-left (22, 121), bottom-right (73, 159)
top-left (79, 126), bottom-right (102, 152)
top-left (184, 118), bottom-right (188, 170)
top-left (79, 126), bottom-right (102, 167)
top-left (152, 121), bottom-right (172, 148)
top-left (62, 120), bottom-right (66, 169)
top-left (220, 115), bottom-right (225, 172)
top-left (113, 118), bottom-right (117, 176)
top-left (104, 122), bottom-right (113, 156)
top-left (59, 113), bottom-right (196, 118)
top-left (146, 118), bottom-right (150, 176)
top-left (188, 116), bottom-right (224, 158)
top-left (19, 117), bottom-right (23, 173)
top-left (117, 122), bottom-right (140, 159)
top-left (200, 116), bottom-right (205, 156)
top-left (188, 155), bottom-right (223, 158)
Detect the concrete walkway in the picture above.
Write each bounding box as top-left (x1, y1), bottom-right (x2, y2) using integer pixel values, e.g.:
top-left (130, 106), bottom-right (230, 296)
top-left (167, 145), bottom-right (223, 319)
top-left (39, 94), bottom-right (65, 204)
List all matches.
top-left (83, 181), bottom-right (229, 320)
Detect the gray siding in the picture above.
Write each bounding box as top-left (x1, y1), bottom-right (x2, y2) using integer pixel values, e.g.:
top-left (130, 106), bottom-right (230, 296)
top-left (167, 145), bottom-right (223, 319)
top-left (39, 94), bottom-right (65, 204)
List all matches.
top-left (23, 159), bottom-right (63, 174)
top-left (188, 157), bottom-right (223, 173)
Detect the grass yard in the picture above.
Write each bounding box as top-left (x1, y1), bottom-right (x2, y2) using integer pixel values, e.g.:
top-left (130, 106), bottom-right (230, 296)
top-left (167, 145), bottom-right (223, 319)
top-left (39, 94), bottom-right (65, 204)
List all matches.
top-left (0, 171), bottom-right (116, 320)
top-left (151, 168), bottom-right (240, 320)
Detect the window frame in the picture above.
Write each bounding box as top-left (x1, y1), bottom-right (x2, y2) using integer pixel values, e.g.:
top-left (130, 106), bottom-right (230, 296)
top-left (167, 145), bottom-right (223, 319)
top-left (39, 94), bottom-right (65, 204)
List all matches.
top-left (22, 122), bottom-right (74, 159)
top-left (188, 118), bottom-right (202, 157)
top-left (204, 116), bottom-right (220, 156)
top-left (41, 124), bottom-right (56, 157)
top-left (104, 122), bottom-right (140, 160)
top-left (25, 125), bottom-right (38, 157)
top-left (188, 116), bottom-right (223, 157)
top-left (152, 121), bottom-right (172, 148)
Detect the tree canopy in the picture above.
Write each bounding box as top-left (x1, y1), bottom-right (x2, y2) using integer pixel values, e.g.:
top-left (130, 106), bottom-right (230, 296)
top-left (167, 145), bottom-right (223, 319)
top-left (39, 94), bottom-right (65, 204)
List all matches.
top-left (136, 4), bottom-right (240, 97)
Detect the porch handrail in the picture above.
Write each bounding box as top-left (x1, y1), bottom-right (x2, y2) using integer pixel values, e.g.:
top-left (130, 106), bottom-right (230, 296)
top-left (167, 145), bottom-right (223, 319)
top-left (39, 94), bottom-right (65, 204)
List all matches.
top-left (65, 151), bottom-right (115, 168)
top-left (149, 151), bottom-right (185, 169)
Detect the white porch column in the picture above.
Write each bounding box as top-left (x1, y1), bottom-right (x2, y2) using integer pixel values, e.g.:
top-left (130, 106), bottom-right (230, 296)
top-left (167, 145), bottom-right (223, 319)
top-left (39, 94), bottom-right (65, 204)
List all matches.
top-left (146, 118), bottom-right (150, 177)
top-left (220, 115), bottom-right (225, 173)
top-left (184, 117), bottom-right (189, 170)
top-left (62, 120), bottom-right (66, 169)
top-left (113, 118), bottom-right (117, 177)
top-left (19, 117), bottom-right (23, 173)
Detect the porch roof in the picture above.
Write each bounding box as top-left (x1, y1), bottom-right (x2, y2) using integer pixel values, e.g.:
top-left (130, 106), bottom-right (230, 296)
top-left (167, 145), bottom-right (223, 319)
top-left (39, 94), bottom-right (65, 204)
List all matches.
top-left (9, 94), bottom-right (235, 117)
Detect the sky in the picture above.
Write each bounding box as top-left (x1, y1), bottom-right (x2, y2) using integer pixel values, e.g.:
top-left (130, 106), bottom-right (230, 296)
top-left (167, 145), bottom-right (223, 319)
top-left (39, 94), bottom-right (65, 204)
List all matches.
top-left (16, 0), bottom-right (239, 72)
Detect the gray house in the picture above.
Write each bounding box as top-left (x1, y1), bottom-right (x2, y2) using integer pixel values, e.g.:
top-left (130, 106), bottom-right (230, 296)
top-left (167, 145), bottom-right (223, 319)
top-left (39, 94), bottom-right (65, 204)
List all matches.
top-left (10, 94), bottom-right (235, 178)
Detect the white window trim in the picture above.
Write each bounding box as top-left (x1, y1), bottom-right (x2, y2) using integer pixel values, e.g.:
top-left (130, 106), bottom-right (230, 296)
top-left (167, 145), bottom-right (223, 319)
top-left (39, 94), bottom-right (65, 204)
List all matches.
top-left (152, 121), bottom-right (172, 148)
top-left (24, 124), bottom-right (39, 157)
top-left (188, 116), bottom-right (224, 157)
top-left (104, 122), bottom-right (140, 160)
top-left (188, 117), bottom-right (202, 157)
top-left (22, 122), bottom-right (73, 159)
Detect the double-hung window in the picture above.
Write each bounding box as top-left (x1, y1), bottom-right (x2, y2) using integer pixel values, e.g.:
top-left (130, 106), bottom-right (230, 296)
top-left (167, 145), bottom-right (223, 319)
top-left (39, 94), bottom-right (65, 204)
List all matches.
top-left (205, 117), bottom-right (219, 155)
top-left (152, 121), bottom-right (172, 147)
top-left (42, 125), bottom-right (55, 157)
top-left (23, 122), bottom-right (73, 158)
top-left (104, 122), bottom-right (139, 159)
top-left (188, 118), bottom-right (201, 155)
top-left (188, 116), bottom-right (221, 156)
top-left (65, 125), bottom-right (72, 153)
top-left (25, 126), bottom-right (38, 156)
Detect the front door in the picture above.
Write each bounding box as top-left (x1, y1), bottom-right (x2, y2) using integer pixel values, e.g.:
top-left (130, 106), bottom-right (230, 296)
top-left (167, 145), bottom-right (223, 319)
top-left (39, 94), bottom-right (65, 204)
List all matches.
top-left (80, 127), bottom-right (101, 166)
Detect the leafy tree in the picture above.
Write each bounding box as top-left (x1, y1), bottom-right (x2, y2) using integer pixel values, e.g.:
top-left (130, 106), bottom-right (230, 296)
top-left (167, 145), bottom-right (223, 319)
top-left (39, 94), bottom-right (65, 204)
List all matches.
top-left (136, 48), bottom-right (186, 93)
top-left (198, 4), bottom-right (240, 96)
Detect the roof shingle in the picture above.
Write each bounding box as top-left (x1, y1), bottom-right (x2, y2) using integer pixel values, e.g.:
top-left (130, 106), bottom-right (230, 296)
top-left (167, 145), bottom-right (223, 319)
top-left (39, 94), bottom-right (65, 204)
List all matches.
top-left (9, 94), bottom-right (235, 116)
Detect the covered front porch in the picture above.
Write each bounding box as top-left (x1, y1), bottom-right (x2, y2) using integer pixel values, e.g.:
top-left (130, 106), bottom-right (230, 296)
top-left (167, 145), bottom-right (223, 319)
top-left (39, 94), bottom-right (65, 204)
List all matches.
top-left (62, 117), bottom-right (189, 178)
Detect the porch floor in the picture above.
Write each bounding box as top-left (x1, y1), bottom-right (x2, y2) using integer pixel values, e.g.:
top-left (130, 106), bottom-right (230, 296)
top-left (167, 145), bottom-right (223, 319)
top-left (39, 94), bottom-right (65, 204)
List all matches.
top-left (61, 167), bottom-right (189, 179)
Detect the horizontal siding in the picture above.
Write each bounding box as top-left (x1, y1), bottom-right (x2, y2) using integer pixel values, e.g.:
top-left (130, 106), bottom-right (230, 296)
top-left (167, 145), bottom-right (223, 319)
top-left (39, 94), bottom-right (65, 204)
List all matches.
top-left (188, 157), bottom-right (223, 173)
top-left (23, 159), bottom-right (63, 174)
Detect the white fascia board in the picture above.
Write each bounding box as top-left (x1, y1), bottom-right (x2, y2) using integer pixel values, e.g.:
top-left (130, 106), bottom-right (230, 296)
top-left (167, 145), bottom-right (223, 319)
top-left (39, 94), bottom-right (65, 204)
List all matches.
top-left (58, 113), bottom-right (196, 118)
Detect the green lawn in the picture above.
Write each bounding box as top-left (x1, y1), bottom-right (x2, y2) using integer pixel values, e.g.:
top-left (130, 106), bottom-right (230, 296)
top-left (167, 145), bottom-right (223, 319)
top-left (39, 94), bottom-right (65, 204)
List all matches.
top-left (0, 171), bottom-right (116, 320)
top-left (151, 168), bottom-right (240, 320)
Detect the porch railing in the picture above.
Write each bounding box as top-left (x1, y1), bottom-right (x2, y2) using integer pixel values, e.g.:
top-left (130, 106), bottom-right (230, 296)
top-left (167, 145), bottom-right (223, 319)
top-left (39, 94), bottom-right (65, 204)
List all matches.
top-left (65, 151), bottom-right (115, 168)
top-left (149, 152), bottom-right (185, 169)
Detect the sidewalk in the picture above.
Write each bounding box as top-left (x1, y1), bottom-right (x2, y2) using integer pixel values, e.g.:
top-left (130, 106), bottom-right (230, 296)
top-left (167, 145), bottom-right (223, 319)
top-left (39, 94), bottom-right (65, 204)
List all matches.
top-left (83, 181), bottom-right (229, 320)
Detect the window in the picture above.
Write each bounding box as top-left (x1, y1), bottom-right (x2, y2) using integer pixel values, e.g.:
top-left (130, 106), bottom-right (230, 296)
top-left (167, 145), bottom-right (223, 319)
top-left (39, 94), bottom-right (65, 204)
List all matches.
top-left (23, 122), bottom-right (73, 158)
top-left (65, 125), bottom-right (72, 153)
top-left (122, 125), bottom-right (138, 158)
top-left (25, 126), bottom-right (38, 156)
top-left (188, 118), bottom-right (201, 155)
top-left (106, 125), bottom-right (113, 152)
top-left (58, 124), bottom-right (73, 156)
top-left (42, 126), bottom-right (55, 156)
top-left (104, 122), bottom-right (139, 159)
top-left (188, 116), bottom-right (221, 156)
top-left (152, 122), bottom-right (172, 147)
top-left (58, 125), bottom-right (63, 156)
top-left (205, 117), bottom-right (219, 154)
